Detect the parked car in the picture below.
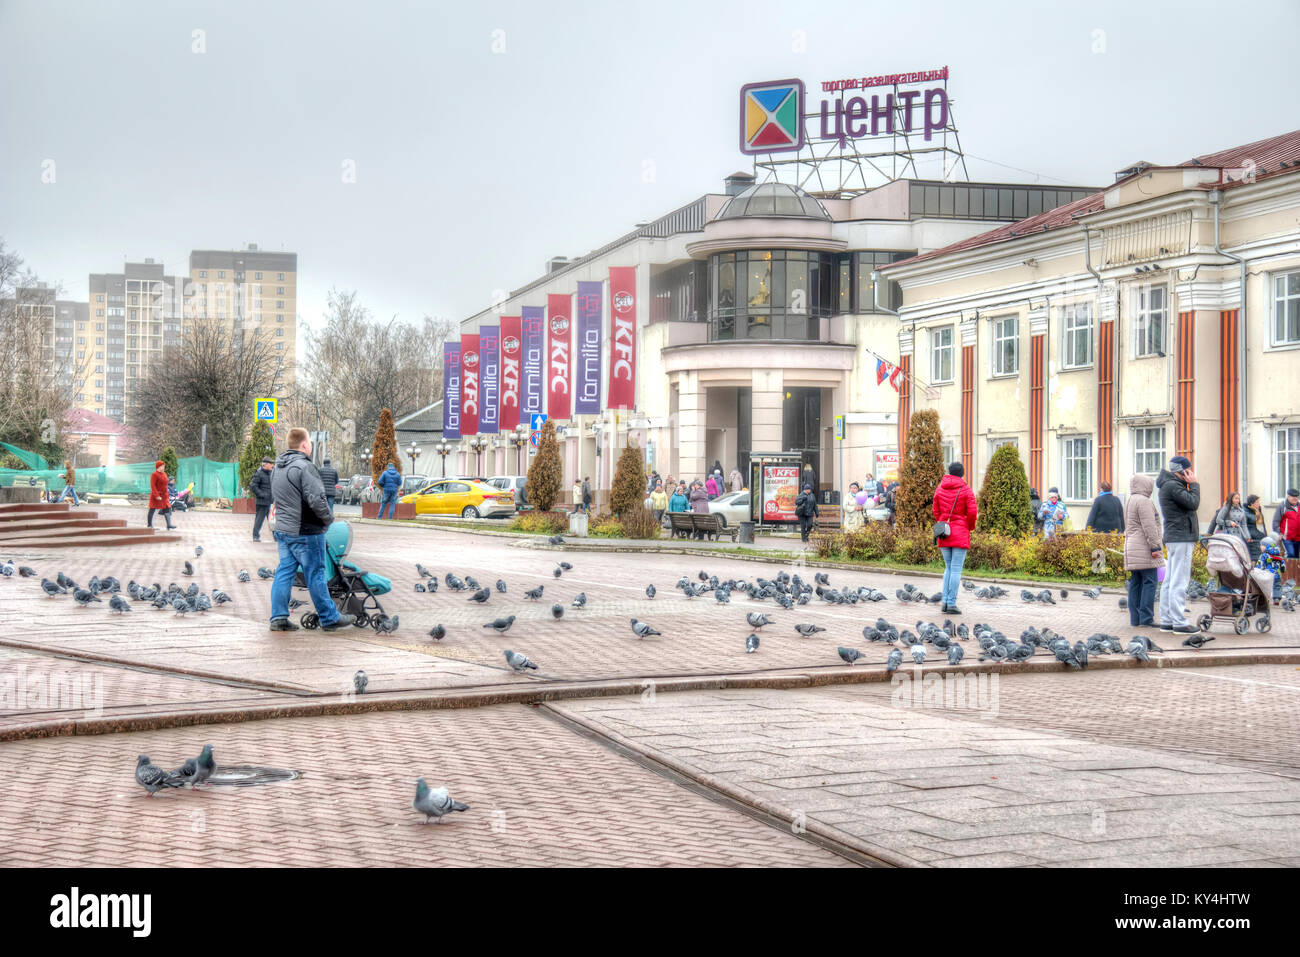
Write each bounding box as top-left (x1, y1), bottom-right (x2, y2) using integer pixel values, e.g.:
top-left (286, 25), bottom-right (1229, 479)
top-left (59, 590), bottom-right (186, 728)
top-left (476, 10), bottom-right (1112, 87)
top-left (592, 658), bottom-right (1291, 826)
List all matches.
top-left (334, 476), bottom-right (353, 502)
top-left (343, 474), bottom-right (369, 505)
top-left (401, 478), bottom-right (516, 518)
top-left (488, 475), bottom-right (528, 508)
top-left (402, 474), bottom-right (428, 497)
top-left (707, 490), bottom-right (752, 527)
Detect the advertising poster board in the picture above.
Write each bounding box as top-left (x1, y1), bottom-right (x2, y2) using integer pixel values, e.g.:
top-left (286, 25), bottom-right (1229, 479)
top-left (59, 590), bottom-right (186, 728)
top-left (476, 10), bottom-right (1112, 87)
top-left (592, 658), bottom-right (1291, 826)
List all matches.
top-left (874, 449), bottom-right (900, 484)
top-left (761, 464), bottom-right (801, 523)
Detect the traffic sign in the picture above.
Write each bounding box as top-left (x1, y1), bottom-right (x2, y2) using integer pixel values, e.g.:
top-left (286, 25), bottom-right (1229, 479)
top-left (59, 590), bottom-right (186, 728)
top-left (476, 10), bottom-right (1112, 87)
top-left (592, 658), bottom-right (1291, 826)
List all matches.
top-left (530, 413), bottom-right (548, 431)
top-left (529, 431), bottom-right (541, 448)
top-left (254, 398), bottom-right (277, 422)
top-left (834, 414), bottom-right (845, 441)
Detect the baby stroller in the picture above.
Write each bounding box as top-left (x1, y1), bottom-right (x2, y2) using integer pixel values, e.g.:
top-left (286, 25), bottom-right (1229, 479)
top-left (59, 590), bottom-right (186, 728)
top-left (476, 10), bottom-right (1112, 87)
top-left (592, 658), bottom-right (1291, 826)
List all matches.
top-left (1197, 533), bottom-right (1272, 634)
top-left (298, 521), bottom-right (394, 631)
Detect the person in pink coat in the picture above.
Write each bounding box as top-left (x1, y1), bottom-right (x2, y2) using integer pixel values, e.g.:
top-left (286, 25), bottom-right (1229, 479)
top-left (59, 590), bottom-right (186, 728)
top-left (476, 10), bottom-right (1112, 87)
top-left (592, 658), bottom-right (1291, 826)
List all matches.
top-left (931, 461), bottom-right (978, 614)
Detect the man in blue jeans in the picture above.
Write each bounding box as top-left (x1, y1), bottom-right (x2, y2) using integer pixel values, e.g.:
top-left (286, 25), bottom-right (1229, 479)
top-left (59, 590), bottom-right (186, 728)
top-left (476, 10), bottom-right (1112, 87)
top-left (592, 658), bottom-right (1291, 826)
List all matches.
top-left (268, 427), bottom-right (355, 632)
top-left (377, 462), bottom-right (403, 519)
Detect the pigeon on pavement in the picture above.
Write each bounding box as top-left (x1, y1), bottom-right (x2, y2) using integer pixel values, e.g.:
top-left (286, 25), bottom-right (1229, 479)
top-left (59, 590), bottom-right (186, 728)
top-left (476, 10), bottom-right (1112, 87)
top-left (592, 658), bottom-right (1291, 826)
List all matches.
top-left (18, 565), bottom-right (38, 578)
top-left (109, 594), bottom-right (132, 614)
top-left (467, 587), bottom-right (491, 603)
top-left (524, 586), bottom-right (544, 600)
top-left (745, 633), bottom-right (759, 654)
top-left (496, 579), bottom-right (508, 594)
top-left (57, 571), bottom-right (78, 590)
top-left (551, 603), bottom-right (564, 619)
top-left (885, 648), bottom-right (903, 671)
top-left (73, 588), bottom-right (102, 607)
top-left (909, 644), bottom-right (926, 665)
top-left (257, 567), bottom-right (274, 579)
top-left (41, 578), bottom-right (66, 597)
top-left (428, 624), bottom-right (446, 641)
top-left (571, 592), bottom-right (587, 609)
top-left (947, 644), bottom-right (964, 665)
top-left (483, 616), bottom-right (516, 634)
top-left (182, 561), bottom-right (194, 576)
top-left (212, 589), bottom-right (231, 605)
top-left (416, 563), bottom-right (433, 579)
top-left (1125, 637), bottom-right (1151, 662)
top-left (794, 623), bottom-right (826, 637)
top-left (504, 649), bottom-right (538, 672)
top-left (1084, 587), bottom-right (1101, 599)
top-left (353, 671), bottom-right (368, 694)
top-left (237, 569), bottom-right (251, 583)
top-left (553, 566), bottom-right (563, 578)
top-left (415, 583), bottom-right (426, 593)
top-left (746, 612), bottom-right (774, 629)
top-left (1182, 634), bottom-right (1215, 649)
top-left (630, 619), bottom-right (661, 638)
top-left (135, 754), bottom-right (183, 796)
top-left (559, 562), bottom-right (572, 571)
top-left (645, 584), bottom-right (656, 599)
top-left (839, 646), bottom-right (865, 666)
top-left (547, 535), bottom-right (566, 546)
top-left (375, 615), bottom-right (400, 634)
top-left (172, 744), bottom-right (217, 789)
top-left (413, 779), bottom-right (470, 824)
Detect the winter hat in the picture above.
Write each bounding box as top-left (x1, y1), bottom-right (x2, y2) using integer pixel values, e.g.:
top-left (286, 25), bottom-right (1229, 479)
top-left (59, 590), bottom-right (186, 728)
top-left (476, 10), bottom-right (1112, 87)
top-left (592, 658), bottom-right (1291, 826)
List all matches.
top-left (1169, 455), bottom-right (1192, 473)
top-left (1288, 488), bottom-right (1300, 497)
top-left (261, 457), bottom-right (273, 464)
top-left (803, 484), bottom-right (812, 491)
top-left (155, 460), bottom-right (165, 468)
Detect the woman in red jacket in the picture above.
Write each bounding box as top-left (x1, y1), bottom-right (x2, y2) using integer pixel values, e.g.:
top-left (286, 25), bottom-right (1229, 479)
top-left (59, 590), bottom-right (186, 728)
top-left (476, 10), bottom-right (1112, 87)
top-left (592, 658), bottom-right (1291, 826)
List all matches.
top-left (931, 461), bottom-right (978, 615)
top-left (147, 460), bottom-right (177, 530)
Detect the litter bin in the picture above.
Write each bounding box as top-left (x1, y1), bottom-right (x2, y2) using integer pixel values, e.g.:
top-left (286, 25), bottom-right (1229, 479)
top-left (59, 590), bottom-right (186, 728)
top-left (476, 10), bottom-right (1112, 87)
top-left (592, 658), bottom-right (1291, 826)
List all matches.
top-left (568, 510), bottom-right (589, 537)
top-left (738, 521), bottom-right (755, 544)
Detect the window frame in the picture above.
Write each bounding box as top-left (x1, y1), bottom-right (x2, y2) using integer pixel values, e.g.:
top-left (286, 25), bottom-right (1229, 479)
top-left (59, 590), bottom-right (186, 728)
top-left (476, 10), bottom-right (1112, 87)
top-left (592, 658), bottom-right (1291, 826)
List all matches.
top-left (1062, 435), bottom-right (1092, 501)
top-left (990, 315), bottom-right (1019, 377)
top-left (1272, 270), bottom-right (1300, 347)
top-left (1133, 284), bottom-right (1167, 358)
top-left (1133, 425), bottom-right (1166, 475)
top-left (1277, 425), bottom-right (1300, 502)
top-left (1061, 302), bottom-right (1094, 370)
top-left (931, 325), bottom-right (955, 384)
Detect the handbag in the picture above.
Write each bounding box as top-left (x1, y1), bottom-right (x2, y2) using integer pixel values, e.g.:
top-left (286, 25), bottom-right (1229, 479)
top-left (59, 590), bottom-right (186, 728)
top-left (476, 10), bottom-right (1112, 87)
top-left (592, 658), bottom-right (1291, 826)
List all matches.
top-left (932, 496), bottom-right (958, 543)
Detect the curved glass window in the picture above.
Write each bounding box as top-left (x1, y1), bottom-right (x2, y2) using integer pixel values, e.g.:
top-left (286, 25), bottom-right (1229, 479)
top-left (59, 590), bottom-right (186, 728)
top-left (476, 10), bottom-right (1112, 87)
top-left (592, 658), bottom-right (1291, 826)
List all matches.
top-left (708, 250), bottom-right (834, 340)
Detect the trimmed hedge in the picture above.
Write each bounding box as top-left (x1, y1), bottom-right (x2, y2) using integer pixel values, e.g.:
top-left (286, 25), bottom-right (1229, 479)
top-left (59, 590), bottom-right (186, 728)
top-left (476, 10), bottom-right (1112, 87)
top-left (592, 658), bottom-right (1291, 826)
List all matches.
top-left (509, 511), bottom-right (568, 535)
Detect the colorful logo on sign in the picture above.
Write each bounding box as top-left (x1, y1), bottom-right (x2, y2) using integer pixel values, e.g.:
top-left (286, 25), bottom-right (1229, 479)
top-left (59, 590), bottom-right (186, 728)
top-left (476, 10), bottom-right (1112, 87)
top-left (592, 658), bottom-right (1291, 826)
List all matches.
top-left (549, 316), bottom-right (569, 335)
top-left (740, 79), bottom-right (804, 155)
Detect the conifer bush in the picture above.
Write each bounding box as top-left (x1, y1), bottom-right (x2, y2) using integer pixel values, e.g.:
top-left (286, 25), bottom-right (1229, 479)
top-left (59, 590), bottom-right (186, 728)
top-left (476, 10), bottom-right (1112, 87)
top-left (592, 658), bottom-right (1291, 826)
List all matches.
top-left (526, 419), bottom-right (562, 512)
top-left (976, 443), bottom-right (1034, 536)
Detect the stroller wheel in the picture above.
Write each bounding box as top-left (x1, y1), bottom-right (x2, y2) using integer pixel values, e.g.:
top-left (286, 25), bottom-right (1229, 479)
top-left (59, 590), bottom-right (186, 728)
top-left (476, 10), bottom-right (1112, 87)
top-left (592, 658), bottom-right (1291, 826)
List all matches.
top-left (1234, 616), bottom-right (1249, 635)
top-left (301, 612), bottom-right (320, 630)
top-left (1197, 614), bottom-right (1211, 632)
top-left (370, 613), bottom-right (388, 632)
top-left (353, 611), bottom-right (370, 628)
top-left (1256, 616), bottom-right (1271, 633)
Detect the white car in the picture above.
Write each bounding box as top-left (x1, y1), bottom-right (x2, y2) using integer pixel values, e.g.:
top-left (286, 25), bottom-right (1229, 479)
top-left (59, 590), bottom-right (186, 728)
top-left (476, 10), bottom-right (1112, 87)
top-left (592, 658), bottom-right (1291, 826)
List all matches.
top-left (707, 490), bottom-right (752, 527)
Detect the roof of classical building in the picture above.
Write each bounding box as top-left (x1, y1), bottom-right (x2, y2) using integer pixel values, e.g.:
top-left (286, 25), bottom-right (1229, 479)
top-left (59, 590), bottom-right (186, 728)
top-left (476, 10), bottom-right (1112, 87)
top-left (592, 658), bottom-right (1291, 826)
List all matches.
top-left (64, 408), bottom-right (128, 435)
top-left (885, 128), bottom-right (1300, 270)
top-left (714, 182), bottom-right (832, 221)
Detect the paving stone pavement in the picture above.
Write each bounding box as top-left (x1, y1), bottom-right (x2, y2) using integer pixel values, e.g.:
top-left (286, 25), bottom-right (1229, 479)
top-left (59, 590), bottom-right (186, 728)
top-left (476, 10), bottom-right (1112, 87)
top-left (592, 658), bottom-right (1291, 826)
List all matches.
top-left (548, 668), bottom-right (1300, 867)
top-left (0, 704), bottom-right (856, 867)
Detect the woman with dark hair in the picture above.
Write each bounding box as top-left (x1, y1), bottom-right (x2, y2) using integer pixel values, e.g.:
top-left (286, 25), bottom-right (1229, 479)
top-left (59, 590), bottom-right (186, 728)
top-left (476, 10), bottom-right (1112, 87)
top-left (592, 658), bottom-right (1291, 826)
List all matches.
top-left (1211, 491), bottom-right (1249, 543)
top-left (931, 462), bottom-right (978, 615)
top-left (1084, 481), bottom-right (1124, 533)
top-left (1244, 494), bottom-right (1267, 564)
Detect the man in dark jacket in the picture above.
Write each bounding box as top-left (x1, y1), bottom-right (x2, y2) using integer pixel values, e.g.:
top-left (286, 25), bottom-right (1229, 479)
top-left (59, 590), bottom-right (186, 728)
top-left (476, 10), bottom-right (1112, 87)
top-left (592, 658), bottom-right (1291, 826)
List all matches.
top-left (248, 457), bottom-right (274, 542)
top-left (1084, 481), bottom-right (1125, 533)
top-left (269, 428), bottom-right (354, 632)
top-left (795, 483), bottom-right (818, 543)
top-left (1156, 455), bottom-right (1200, 635)
top-left (377, 463), bottom-right (403, 519)
top-left (318, 459), bottom-right (339, 514)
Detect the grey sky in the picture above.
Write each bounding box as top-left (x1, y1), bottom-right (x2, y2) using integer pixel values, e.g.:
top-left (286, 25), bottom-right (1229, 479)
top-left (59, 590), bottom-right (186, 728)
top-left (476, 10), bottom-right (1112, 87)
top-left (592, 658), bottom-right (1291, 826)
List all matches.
top-left (2, 0), bottom-right (1296, 340)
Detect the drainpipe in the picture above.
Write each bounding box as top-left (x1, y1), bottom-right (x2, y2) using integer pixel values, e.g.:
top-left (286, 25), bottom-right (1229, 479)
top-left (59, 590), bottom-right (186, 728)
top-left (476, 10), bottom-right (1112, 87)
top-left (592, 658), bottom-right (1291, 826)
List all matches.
top-left (1210, 188), bottom-right (1247, 497)
top-left (1080, 219), bottom-right (1115, 480)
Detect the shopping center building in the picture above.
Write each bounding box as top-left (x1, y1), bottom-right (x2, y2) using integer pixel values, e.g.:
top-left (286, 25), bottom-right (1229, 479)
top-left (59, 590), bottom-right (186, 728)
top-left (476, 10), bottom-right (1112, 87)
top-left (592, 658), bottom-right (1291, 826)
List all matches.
top-left (881, 128), bottom-right (1300, 515)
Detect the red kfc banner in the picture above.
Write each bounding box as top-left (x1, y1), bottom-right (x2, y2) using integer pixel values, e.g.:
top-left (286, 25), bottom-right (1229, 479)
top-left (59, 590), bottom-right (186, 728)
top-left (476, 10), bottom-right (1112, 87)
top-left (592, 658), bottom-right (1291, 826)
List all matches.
top-left (460, 333), bottom-right (480, 435)
top-left (608, 266), bottom-right (636, 410)
top-left (546, 293), bottom-right (571, 421)
top-left (498, 315), bottom-right (521, 431)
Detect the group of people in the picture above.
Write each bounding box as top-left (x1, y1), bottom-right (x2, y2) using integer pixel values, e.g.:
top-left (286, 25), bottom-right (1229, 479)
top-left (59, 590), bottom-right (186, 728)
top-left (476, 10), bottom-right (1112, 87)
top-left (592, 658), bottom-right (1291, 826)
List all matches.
top-left (644, 464), bottom-right (745, 525)
top-left (841, 473), bottom-right (897, 531)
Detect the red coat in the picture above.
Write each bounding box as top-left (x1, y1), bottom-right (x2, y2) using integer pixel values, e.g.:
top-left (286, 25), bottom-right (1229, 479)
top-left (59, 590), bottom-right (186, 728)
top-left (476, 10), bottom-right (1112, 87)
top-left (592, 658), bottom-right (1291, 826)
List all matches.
top-left (931, 474), bottom-right (978, 549)
top-left (149, 469), bottom-right (169, 509)
top-left (1281, 509), bottom-right (1300, 543)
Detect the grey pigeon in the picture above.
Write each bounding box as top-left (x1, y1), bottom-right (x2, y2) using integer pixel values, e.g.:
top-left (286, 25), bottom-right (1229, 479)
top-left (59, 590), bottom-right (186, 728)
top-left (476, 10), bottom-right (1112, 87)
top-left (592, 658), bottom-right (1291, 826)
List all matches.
top-left (109, 594), bottom-right (132, 614)
top-left (1131, 634), bottom-right (1165, 654)
top-left (746, 633), bottom-right (759, 653)
top-left (464, 576), bottom-right (481, 590)
top-left (195, 545), bottom-right (204, 558)
top-left (183, 561), bottom-right (194, 576)
top-left (171, 596), bottom-right (189, 615)
top-left (195, 594), bottom-right (212, 613)
top-left (885, 648), bottom-right (903, 671)
top-left (746, 612), bottom-right (774, 629)
top-left (237, 569), bottom-right (251, 583)
top-left (212, 589), bottom-right (231, 605)
top-left (1037, 589), bottom-right (1056, 605)
top-left (909, 644), bottom-right (926, 665)
top-left (467, 587), bottom-right (491, 603)
top-left (571, 592), bottom-right (587, 609)
top-left (1125, 638), bottom-right (1150, 662)
top-left (1073, 640), bottom-right (1089, 669)
top-left (415, 582), bottom-right (426, 593)
top-left (1181, 634), bottom-right (1215, 649)
top-left (172, 744), bottom-right (217, 789)
top-left (425, 578), bottom-right (438, 593)
top-left (288, 598), bottom-right (306, 609)
top-left (257, 567), bottom-right (274, 579)
top-left (88, 575), bottom-right (102, 594)
top-left (73, 588), bottom-right (102, 606)
top-left (18, 565), bottom-right (38, 578)
top-left (428, 624), bottom-right (446, 641)
top-left (553, 566), bottom-right (563, 578)
top-left (1052, 643), bottom-right (1081, 669)
top-left (135, 754), bottom-right (183, 796)
top-left (1084, 587), bottom-right (1101, 599)
top-left (559, 562), bottom-right (572, 571)
top-left (503, 649), bottom-right (538, 671)
top-left (353, 670), bottom-right (368, 694)
top-left (375, 615), bottom-right (400, 634)
top-left (839, 646), bottom-right (865, 666)
top-left (645, 584), bottom-right (656, 599)
top-left (547, 535), bottom-right (565, 545)
top-left (794, 623), bottom-right (826, 637)
top-left (630, 618), bottom-right (661, 638)
top-left (947, 644), bottom-right (964, 665)
top-left (524, 586), bottom-right (544, 600)
top-left (413, 778), bottom-right (469, 824)
top-left (483, 616), bottom-right (516, 633)
top-left (0, 562), bottom-right (14, 578)
top-left (496, 579), bottom-right (507, 594)
top-left (41, 578), bottom-right (66, 597)
top-left (1020, 589), bottom-right (1037, 603)
top-left (551, 603), bottom-right (564, 619)
top-left (416, 563), bottom-right (433, 579)
top-left (57, 571), bottom-right (78, 590)
top-left (1118, 597), bottom-right (1128, 609)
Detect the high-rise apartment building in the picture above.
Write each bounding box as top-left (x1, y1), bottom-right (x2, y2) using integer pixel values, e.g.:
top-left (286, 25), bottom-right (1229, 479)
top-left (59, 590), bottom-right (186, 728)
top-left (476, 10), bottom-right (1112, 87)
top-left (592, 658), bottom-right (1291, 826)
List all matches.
top-left (87, 259), bottom-right (183, 421)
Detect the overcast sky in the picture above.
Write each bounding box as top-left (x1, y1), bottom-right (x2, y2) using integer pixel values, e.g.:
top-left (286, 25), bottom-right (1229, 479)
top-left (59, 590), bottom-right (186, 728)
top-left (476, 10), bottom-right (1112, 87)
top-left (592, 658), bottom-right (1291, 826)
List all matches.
top-left (2, 0), bottom-right (1296, 340)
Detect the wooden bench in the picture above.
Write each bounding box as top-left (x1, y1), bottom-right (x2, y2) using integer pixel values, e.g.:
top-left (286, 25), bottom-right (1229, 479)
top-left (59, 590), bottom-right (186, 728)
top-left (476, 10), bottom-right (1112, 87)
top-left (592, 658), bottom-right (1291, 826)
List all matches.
top-left (668, 512), bottom-right (696, 539)
top-left (813, 506), bottom-right (843, 530)
top-left (691, 512), bottom-right (738, 542)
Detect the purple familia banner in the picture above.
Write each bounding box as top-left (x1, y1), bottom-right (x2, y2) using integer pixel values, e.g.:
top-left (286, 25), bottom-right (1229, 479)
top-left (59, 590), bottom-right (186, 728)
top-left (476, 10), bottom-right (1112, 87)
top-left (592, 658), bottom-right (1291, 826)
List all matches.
top-left (574, 281), bottom-right (602, 415)
top-left (442, 340), bottom-right (462, 439)
top-left (479, 325), bottom-right (500, 433)
top-left (521, 305), bottom-right (545, 419)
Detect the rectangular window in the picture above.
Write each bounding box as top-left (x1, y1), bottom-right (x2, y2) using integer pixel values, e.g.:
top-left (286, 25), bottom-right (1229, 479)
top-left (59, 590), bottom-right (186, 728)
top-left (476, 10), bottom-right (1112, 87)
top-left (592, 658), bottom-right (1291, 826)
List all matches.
top-left (277, 314), bottom-right (285, 322)
top-left (1273, 271), bottom-right (1300, 345)
top-left (276, 300), bottom-right (284, 309)
top-left (1134, 285), bottom-right (1166, 357)
top-left (931, 325), bottom-right (954, 383)
top-left (991, 316), bottom-right (1018, 376)
top-left (218, 271), bottom-right (225, 278)
top-left (941, 440), bottom-right (956, 465)
top-left (277, 272), bottom-right (285, 280)
top-left (1278, 427), bottom-right (1300, 500)
top-left (1062, 303), bottom-right (1093, 369)
top-left (1134, 426), bottom-right (1166, 474)
top-left (1063, 436), bottom-right (1092, 500)
top-left (199, 271), bottom-right (206, 278)
top-left (255, 272), bottom-right (262, 280)
top-left (277, 286), bottom-right (285, 295)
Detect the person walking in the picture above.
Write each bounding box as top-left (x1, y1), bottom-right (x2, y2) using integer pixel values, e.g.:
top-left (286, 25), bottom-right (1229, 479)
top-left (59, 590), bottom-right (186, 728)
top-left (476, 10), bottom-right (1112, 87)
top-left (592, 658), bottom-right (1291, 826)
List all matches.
top-left (729, 466), bottom-right (744, 492)
top-left (1039, 488), bottom-right (1068, 539)
top-left (932, 462), bottom-right (977, 615)
top-left (843, 481), bottom-right (865, 531)
top-left (55, 460), bottom-right (80, 507)
top-left (249, 457), bottom-right (274, 542)
top-left (705, 473), bottom-right (720, 499)
top-left (1084, 481), bottom-right (1124, 533)
top-left (649, 480), bottom-right (668, 525)
top-left (1123, 473), bottom-right (1164, 628)
top-left (863, 473), bottom-right (878, 499)
top-left (318, 459), bottom-right (339, 515)
top-left (669, 482), bottom-right (688, 513)
top-left (1211, 492), bottom-right (1249, 543)
top-left (1244, 494), bottom-right (1267, 564)
top-left (795, 482), bottom-right (818, 544)
top-left (377, 462), bottom-right (402, 519)
top-left (1280, 504), bottom-right (1300, 559)
top-left (581, 476), bottom-right (592, 514)
top-left (269, 427), bottom-right (354, 632)
top-left (1156, 455), bottom-right (1201, 635)
top-left (147, 460), bottom-right (177, 530)
top-left (1271, 488), bottom-right (1299, 544)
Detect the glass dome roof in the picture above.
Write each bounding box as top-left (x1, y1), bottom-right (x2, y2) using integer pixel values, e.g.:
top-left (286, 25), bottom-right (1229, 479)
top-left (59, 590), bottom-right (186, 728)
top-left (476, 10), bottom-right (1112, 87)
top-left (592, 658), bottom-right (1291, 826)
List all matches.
top-left (714, 182), bottom-right (831, 221)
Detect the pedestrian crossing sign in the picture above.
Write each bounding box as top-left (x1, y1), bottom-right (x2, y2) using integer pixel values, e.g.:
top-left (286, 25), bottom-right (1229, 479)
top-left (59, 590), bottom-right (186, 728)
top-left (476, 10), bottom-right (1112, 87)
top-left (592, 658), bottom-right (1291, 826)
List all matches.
top-left (255, 398), bottom-right (277, 422)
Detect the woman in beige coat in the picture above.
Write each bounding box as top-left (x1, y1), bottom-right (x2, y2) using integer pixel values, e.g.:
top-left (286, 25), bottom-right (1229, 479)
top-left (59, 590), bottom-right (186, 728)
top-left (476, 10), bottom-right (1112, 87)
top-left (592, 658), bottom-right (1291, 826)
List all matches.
top-left (1123, 474), bottom-right (1165, 627)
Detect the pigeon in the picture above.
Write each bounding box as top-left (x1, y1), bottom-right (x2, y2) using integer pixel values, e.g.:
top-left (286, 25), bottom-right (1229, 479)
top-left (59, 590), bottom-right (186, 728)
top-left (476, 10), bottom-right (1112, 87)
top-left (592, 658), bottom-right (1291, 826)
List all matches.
top-left (495, 579), bottom-right (507, 594)
top-left (237, 569), bottom-right (251, 583)
top-left (559, 562), bottom-right (572, 571)
top-left (467, 587), bottom-right (491, 604)
top-left (428, 624), bottom-right (446, 641)
top-left (194, 594), bottom-right (213, 614)
top-left (1125, 638), bottom-right (1151, 662)
top-left (40, 578), bottom-right (66, 598)
top-left (257, 567), bottom-right (274, 579)
top-left (195, 546), bottom-right (204, 558)
top-left (1118, 597), bottom-right (1128, 609)
top-left (87, 575), bottom-right (102, 594)
top-left (425, 578), bottom-right (438, 593)
top-left (1037, 589), bottom-right (1056, 605)
top-left (212, 589), bottom-right (231, 605)
top-left (375, 615), bottom-right (400, 634)
top-left (746, 633), bottom-right (759, 653)
top-left (909, 644), bottom-right (926, 665)
top-left (839, 646), bottom-right (865, 666)
top-left (483, 616), bottom-right (516, 634)
top-left (135, 754), bottom-right (184, 796)
top-left (1073, 640), bottom-right (1089, 669)
top-left (445, 573), bottom-right (464, 590)
top-left (947, 644), bottom-right (964, 665)
top-left (1020, 589), bottom-right (1037, 603)
top-left (464, 576), bottom-right (481, 590)
top-left (571, 592), bottom-right (587, 609)
top-left (172, 744), bottom-right (217, 789)
top-left (504, 649), bottom-right (538, 672)
top-left (794, 623), bottom-right (826, 637)
top-left (288, 597), bottom-right (306, 609)
top-left (551, 603), bottom-right (564, 619)
top-left (814, 573), bottom-right (829, 585)
top-left (109, 594), bottom-right (132, 614)
top-left (1130, 634), bottom-right (1164, 654)
top-left (151, 593), bottom-right (170, 609)
top-left (0, 562), bottom-right (14, 579)
top-left (630, 618), bottom-right (661, 638)
top-left (524, 586), bottom-right (544, 600)
top-left (1060, 589), bottom-right (1069, 600)
top-left (57, 571), bottom-right (78, 590)
top-left (1084, 587), bottom-right (1101, 599)
top-left (553, 566), bottom-right (563, 579)
top-left (18, 565), bottom-right (38, 578)
top-left (182, 561), bottom-right (194, 576)
top-left (746, 612), bottom-right (774, 629)
top-left (885, 648), bottom-right (903, 671)
top-left (72, 587), bottom-right (102, 607)
top-left (547, 535), bottom-right (565, 546)
top-left (171, 597), bottom-right (189, 615)
top-left (416, 563), bottom-right (434, 579)
top-left (413, 779), bottom-right (470, 824)
top-left (1180, 634), bottom-right (1214, 649)
top-left (645, 584), bottom-right (656, 599)
top-left (415, 582), bottom-right (426, 593)
top-left (698, 570), bottom-right (710, 582)
top-left (353, 670), bottom-right (368, 694)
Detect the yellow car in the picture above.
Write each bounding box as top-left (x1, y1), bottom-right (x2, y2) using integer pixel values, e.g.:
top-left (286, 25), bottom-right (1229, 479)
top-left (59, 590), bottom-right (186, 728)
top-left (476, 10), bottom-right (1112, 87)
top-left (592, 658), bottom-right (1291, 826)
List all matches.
top-left (401, 478), bottom-right (516, 519)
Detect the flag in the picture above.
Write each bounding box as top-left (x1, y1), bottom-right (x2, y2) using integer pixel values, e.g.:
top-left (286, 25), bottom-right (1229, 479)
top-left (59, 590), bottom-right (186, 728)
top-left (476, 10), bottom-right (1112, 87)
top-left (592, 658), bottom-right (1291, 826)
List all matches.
top-left (607, 266), bottom-right (636, 410)
top-left (876, 359), bottom-right (889, 385)
top-left (546, 293), bottom-right (572, 421)
top-left (889, 364), bottom-right (903, 391)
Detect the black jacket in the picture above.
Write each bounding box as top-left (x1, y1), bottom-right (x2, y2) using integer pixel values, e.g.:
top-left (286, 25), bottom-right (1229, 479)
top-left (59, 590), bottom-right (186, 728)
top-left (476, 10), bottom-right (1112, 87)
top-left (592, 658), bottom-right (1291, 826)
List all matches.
top-left (271, 450), bottom-right (333, 536)
top-left (1156, 469), bottom-right (1201, 543)
top-left (1084, 493), bottom-right (1125, 533)
top-left (248, 467), bottom-right (273, 506)
top-left (795, 491), bottom-right (818, 522)
top-left (318, 465), bottom-right (339, 496)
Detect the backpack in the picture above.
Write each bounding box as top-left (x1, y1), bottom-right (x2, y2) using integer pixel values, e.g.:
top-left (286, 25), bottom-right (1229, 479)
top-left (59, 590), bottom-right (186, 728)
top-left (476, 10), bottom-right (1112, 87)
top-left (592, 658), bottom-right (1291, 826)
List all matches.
top-left (795, 492), bottom-right (812, 518)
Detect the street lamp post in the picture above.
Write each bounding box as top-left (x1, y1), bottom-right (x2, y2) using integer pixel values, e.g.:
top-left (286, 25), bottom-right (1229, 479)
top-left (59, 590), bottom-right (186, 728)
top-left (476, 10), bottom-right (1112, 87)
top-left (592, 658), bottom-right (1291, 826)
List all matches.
top-left (469, 435), bottom-right (487, 477)
top-left (509, 423), bottom-right (528, 475)
top-left (406, 442), bottom-right (421, 475)
top-left (435, 440), bottom-right (450, 478)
